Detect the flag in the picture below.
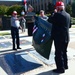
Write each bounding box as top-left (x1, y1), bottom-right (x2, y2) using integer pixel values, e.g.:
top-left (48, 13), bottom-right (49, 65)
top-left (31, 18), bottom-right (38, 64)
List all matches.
top-left (24, 0), bottom-right (27, 12)
top-left (24, 0), bottom-right (27, 5)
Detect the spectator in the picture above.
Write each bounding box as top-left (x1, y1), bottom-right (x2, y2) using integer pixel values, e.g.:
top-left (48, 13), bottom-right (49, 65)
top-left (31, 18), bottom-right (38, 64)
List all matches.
top-left (10, 11), bottom-right (22, 50)
top-left (48, 1), bottom-right (71, 73)
top-left (20, 10), bottom-right (26, 32)
top-left (26, 5), bottom-right (36, 36)
top-left (39, 10), bottom-right (48, 21)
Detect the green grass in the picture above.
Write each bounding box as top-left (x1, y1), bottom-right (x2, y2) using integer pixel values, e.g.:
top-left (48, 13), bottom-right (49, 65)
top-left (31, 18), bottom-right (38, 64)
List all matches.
top-left (0, 32), bottom-right (10, 36)
top-left (71, 17), bottom-right (75, 25)
top-left (72, 25), bottom-right (75, 28)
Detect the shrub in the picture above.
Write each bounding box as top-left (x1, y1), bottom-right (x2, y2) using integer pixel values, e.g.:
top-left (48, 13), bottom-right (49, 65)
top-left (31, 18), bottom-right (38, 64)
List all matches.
top-left (71, 17), bottom-right (75, 25)
top-left (6, 5), bottom-right (23, 16)
top-left (65, 4), bottom-right (72, 16)
top-left (47, 2), bottom-right (55, 15)
top-left (0, 5), bottom-right (8, 16)
top-left (0, 4), bottom-right (24, 16)
top-left (72, 2), bottom-right (75, 17)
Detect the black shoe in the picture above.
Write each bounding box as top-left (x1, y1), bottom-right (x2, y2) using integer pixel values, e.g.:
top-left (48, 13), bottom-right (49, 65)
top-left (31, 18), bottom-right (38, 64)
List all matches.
top-left (13, 48), bottom-right (17, 50)
top-left (17, 47), bottom-right (21, 49)
top-left (52, 69), bottom-right (65, 74)
top-left (64, 66), bottom-right (68, 70)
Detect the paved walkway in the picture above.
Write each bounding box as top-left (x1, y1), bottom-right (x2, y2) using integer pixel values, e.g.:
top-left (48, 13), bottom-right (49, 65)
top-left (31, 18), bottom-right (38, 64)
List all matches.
top-left (0, 28), bottom-right (75, 75)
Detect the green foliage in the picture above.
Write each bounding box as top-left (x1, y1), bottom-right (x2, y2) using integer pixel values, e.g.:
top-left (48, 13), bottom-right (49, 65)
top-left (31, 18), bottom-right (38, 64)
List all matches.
top-left (0, 5), bottom-right (8, 16)
top-left (6, 5), bottom-right (23, 16)
top-left (72, 2), bottom-right (75, 17)
top-left (47, 2), bottom-right (55, 14)
top-left (65, 4), bottom-right (72, 16)
top-left (0, 32), bottom-right (10, 36)
top-left (0, 5), bottom-right (24, 16)
top-left (71, 17), bottom-right (75, 25)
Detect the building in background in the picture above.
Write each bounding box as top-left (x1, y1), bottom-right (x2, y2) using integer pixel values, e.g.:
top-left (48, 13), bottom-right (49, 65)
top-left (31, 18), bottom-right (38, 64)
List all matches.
top-left (0, 0), bottom-right (23, 5)
top-left (0, 0), bottom-right (74, 30)
top-left (0, 0), bottom-right (74, 12)
top-left (28, 0), bottom-right (74, 12)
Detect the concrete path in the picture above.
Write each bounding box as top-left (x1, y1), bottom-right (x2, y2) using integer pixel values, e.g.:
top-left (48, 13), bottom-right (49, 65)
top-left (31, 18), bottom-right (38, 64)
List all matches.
top-left (0, 28), bottom-right (75, 75)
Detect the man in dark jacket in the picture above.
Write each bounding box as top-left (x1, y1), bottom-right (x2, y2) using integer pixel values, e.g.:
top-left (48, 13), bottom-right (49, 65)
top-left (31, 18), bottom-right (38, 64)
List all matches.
top-left (26, 5), bottom-right (35, 36)
top-left (48, 1), bottom-right (71, 73)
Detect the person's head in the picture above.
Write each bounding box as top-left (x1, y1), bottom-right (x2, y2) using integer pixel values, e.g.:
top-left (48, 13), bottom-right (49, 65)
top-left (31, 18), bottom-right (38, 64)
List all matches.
top-left (28, 5), bottom-right (34, 12)
top-left (55, 1), bottom-right (65, 12)
top-left (12, 11), bottom-right (17, 17)
top-left (40, 10), bottom-right (45, 16)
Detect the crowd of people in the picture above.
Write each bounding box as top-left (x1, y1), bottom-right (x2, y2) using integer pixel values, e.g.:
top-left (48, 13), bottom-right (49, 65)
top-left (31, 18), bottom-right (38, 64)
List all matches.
top-left (10, 1), bottom-right (71, 74)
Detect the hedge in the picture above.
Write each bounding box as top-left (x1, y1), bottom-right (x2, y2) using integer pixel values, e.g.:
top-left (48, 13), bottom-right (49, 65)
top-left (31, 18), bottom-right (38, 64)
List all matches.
top-left (0, 5), bottom-right (24, 16)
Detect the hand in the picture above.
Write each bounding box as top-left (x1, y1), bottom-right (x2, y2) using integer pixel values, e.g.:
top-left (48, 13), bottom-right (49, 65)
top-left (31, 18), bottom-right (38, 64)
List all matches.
top-left (19, 26), bottom-right (22, 30)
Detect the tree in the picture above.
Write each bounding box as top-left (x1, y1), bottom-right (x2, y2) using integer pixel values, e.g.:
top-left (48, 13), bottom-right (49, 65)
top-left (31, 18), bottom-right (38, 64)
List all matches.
top-left (72, 2), bottom-right (75, 17)
top-left (6, 5), bottom-right (23, 16)
top-left (0, 5), bottom-right (8, 16)
top-left (47, 2), bottom-right (55, 15)
top-left (65, 4), bottom-right (72, 16)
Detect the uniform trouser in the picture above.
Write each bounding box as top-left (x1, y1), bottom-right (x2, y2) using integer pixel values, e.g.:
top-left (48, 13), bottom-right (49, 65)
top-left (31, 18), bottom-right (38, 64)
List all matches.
top-left (54, 38), bottom-right (68, 70)
top-left (11, 27), bottom-right (20, 49)
top-left (27, 22), bottom-right (34, 36)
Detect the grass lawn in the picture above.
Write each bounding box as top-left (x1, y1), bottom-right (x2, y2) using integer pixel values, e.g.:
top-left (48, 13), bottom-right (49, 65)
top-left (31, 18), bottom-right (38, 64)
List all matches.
top-left (72, 25), bottom-right (75, 28)
top-left (71, 17), bottom-right (75, 25)
top-left (0, 32), bottom-right (10, 36)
